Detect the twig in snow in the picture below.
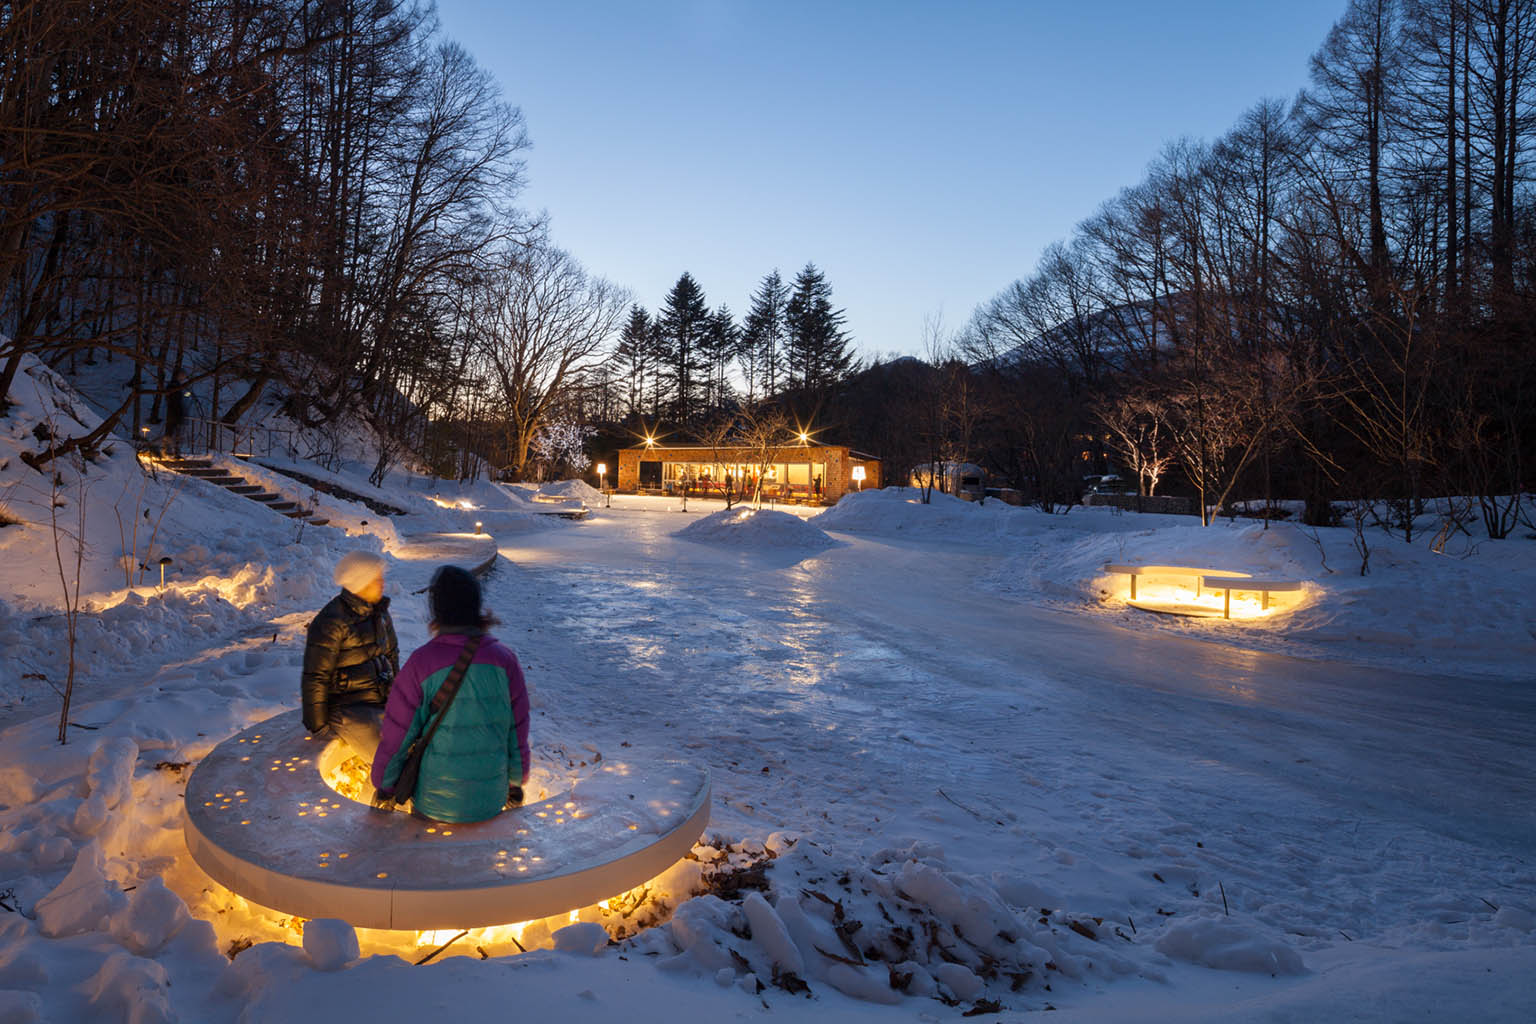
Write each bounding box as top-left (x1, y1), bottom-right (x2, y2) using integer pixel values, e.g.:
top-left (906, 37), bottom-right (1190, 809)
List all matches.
top-left (1219, 881), bottom-right (1229, 916)
top-left (414, 929), bottom-right (469, 965)
top-left (507, 933), bottom-right (526, 953)
top-left (937, 788), bottom-right (1003, 826)
top-left (1338, 930), bottom-right (1352, 942)
top-left (1127, 915), bottom-right (1136, 934)
top-left (813, 943), bottom-right (864, 967)
top-left (1480, 897), bottom-right (1500, 912)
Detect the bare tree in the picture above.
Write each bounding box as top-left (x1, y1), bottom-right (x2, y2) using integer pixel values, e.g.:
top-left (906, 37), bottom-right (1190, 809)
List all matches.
top-left (736, 405), bottom-right (793, 508)
top-left (1096, 391), bottom-right (1174, 498)
top-left (475, 241), bottom-right (628, 478)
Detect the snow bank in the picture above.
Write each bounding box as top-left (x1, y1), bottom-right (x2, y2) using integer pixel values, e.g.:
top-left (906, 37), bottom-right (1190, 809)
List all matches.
top-left (676, 508), bottom-right (839, 552)
top-left (813, 487), bottom-right (1031, 542)
top-left (536, 478), bottom-right (602, 503)
top-left (985, 510), bottom-right (1536, 679)
top-left (1154, 915), bottom-right (1305, 975)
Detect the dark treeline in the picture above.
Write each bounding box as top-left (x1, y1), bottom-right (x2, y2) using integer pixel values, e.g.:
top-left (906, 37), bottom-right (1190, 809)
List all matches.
top-left (1, 0), bottom-right (634, 484)
top-left (600, 263), bottom-right (858, 439)
top-left (908, 0), bottom-right (1535, 540)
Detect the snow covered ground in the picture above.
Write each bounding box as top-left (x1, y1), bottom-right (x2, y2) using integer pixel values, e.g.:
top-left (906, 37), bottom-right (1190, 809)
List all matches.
top-left (2, 464), bottom-right (1534, 1020)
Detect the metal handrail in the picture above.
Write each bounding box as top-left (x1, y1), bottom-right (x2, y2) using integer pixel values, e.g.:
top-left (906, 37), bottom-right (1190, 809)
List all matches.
top-left (174, 416), bottom-right (298, 459)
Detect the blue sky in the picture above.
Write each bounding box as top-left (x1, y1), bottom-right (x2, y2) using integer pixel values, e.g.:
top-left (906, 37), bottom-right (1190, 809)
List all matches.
top-left (433, 1), bottom-right (1347, 360)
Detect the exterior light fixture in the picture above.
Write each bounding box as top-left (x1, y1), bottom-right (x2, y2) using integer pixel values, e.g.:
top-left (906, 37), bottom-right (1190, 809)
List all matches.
top-left (158, 555), bottom-right (174, 590)
top-left (852, 465), bottom-right (866, 491)
top-left (596, 463), bottom-right (609, 507)
top-left (474, 521), bottom-right (484, 535)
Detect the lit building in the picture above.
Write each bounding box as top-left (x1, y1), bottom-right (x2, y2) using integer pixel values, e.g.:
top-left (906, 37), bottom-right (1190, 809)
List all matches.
top-left (616, 441), bottom-right (881, 504)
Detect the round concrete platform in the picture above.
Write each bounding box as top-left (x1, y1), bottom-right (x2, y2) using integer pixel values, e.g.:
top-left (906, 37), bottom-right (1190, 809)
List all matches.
top-left (184, 710), bottom-right (711, 930)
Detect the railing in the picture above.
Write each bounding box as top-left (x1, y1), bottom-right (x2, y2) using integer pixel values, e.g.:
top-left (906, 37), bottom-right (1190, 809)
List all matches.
top-left (173, 416), bottom-right (299, 459)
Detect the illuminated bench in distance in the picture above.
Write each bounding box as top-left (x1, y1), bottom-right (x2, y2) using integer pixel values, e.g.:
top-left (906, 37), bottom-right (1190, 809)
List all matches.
top-left (1103, 564), bottom-right (1250, 600)
top-left (1199, 576), bottom-right (1304, 619)
top-left (184, 710), bottom-right (710, 930)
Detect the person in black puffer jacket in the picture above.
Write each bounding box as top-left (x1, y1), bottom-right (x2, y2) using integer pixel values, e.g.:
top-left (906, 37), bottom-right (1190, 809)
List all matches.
top-left (301, 551), bottom-right (400, 763)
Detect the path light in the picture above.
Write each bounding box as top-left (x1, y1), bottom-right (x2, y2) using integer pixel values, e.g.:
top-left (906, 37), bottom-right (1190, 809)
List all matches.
top-left (474, 521), bottom-right (484, 535)
top-left (158, 556), bottom-right (173, 590)
top-left (596, 463), bottom-right (610, 508)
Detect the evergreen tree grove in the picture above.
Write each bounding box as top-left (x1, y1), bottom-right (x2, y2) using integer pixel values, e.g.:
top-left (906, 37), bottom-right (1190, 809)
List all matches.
top-left (784, 263), bottom-right (856, 398)
top-left (656, 271), bottom-right (711, 426)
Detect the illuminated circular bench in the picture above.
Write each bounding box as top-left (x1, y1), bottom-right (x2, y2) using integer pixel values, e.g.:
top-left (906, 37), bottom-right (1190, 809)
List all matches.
top-left (184, 710), bottom-right (711, 930)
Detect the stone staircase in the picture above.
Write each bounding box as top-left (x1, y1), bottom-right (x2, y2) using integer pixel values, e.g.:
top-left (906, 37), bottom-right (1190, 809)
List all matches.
top-left (154, 456), bottom-right (330, 527)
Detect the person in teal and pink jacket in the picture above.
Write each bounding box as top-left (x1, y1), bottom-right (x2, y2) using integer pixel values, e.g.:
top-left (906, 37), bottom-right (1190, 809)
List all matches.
top-left (371, 566), bottom-right (530, 823)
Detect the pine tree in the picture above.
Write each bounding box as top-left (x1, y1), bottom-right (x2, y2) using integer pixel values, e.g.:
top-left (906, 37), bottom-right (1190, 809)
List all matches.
top-left (656, 272), bottom-right (710, 426)
top-left (740, 269), bottom-right (789, 401)
top-left (614, 305), bottom-right (653, 421)
top-left (701, 305), bottom-right (738, 411)
top-left (784, 263), bottom-right (855, 397)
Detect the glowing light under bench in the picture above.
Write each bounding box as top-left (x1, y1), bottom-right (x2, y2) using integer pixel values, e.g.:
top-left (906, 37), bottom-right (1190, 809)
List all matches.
top-left (183, 710), bottom-right (710, 930)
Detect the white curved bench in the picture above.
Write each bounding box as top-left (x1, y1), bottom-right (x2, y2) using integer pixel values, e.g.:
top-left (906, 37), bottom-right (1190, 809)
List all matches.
top-left (1103, 563), bottom-right (1250, 600)
top-left (184, 710), bottom-right (710, 930)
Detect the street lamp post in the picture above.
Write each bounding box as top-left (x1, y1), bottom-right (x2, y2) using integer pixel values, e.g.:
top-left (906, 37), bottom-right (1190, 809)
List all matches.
top-left (596, 462), bottom-right (609, 508)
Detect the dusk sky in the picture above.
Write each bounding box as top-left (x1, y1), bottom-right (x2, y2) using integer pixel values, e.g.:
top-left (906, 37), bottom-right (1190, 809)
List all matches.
top-left (434, 1), bottom-right (1349, 360)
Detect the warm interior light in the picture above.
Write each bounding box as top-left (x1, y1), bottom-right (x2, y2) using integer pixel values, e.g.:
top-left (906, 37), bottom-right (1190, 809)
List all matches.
top-left (1121, 579), bottom-right (1293, 620)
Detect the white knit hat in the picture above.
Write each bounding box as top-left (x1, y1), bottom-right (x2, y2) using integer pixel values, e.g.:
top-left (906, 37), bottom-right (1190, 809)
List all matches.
top-left (334, 550), bottom-right (386, 595)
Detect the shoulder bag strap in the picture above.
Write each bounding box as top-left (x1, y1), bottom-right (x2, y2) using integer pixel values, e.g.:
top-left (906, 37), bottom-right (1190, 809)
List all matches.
top-left (419, 633), bottom-right (482, 743)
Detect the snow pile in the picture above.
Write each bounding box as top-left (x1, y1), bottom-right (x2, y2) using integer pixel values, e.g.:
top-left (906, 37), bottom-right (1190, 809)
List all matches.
top-left (1153, 915), bottom-right (1305, 975)
top-left (650, 835), bottom-right (1155, 1011)
top-left (536, 478), bottom-right (602, 504)
top-left (676, 508), bottom-right (840, 552)
top-left (302, 920), bottom-right (360, 971)
top-left (813, 488), bottom-right (1030, 542)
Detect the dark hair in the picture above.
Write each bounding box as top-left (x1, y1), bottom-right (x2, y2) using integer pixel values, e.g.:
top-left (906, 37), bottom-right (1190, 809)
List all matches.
top-left (428, 565), bottom-right (487, 630)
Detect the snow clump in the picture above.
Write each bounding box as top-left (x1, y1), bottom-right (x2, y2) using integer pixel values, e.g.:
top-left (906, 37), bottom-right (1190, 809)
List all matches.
top-left (676, 508), bottom-right (839, 552)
